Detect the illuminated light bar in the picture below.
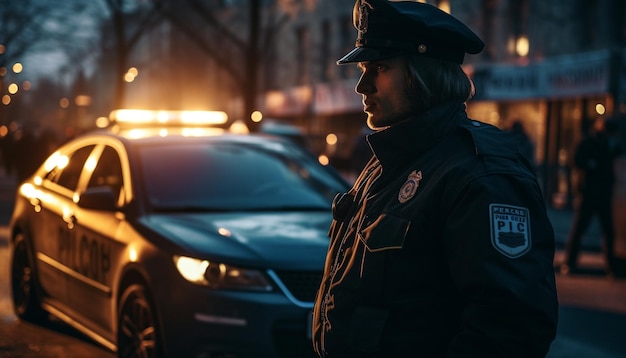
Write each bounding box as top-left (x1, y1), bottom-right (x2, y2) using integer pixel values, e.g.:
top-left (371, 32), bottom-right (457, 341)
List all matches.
top-left (109, 109), bottom-right (228, 126)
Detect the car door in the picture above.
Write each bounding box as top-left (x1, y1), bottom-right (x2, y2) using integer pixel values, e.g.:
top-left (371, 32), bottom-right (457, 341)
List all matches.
top-left (32, 144), bottom-right (96, 310)
top-left (66, 143), bottom-right (128, 337)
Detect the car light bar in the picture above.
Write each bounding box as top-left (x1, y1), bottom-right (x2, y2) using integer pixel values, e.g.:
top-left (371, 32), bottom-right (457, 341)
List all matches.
top-left (109, 109), bottom-right (228, 126)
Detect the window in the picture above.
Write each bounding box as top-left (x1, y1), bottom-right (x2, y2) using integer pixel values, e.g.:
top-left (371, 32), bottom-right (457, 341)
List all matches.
top-left (320, 20), bottom-right (331, 82)
top-left (296, 26), bottom-right (310, 85)
top-left (481, 0), bottom-right (496, 60)
top-left (47, 145), bottom-right (95, 191)
top-left (509, 0), bottom-right (529, 57)
top-left (88, 146), bottom-right (124, 204)
top-left (338, 14), bottom-right (355, 79)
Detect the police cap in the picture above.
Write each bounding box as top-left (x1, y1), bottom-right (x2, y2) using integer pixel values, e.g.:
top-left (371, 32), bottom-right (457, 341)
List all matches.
top-left (337, 0), bottom-right (484, 65)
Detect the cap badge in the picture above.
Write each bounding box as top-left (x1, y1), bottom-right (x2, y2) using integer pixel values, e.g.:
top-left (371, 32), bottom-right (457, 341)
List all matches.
top-left (398, 170), bottom-right (422, 204)
top-left (357, 0), bottom-right (373, 40)
top-left (418, 44), bottom-right (427, 53)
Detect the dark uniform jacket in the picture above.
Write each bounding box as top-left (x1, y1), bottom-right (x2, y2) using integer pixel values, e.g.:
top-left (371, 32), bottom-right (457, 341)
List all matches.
top-left (312, 102), bottom-right (558, 357)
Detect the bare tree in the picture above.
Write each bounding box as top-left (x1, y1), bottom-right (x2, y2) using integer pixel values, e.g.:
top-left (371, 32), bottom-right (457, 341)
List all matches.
top-left (0, 0), bottom-right (105, 73)
top-left (0, 0), bottom-right (50, 69)
top-left (0, 0), bottom-right (101, 126)
top-left (98, 0), bottom-right (164, 109)
top-left (152, 0), bottom-right (295, 131)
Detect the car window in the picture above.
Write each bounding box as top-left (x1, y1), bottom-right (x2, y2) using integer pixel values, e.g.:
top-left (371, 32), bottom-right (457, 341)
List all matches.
top-left (139, 140), bottom-right (348, 211)
top-left (46, 145), bottom-right (95, 191)
top-left (87, 146), bottom-right (124, 204)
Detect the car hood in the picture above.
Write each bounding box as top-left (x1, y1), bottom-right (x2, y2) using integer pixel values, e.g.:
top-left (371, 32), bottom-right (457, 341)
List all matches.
top-left (141, 211), bottom-right (332, 270)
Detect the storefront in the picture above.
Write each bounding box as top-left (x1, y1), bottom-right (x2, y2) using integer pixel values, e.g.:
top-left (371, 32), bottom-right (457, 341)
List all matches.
top-left (468, 49), bottom-right (624, 209)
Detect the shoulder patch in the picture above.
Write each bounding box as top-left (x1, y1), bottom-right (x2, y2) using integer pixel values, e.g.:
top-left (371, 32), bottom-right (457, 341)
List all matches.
top-left (489, 204), bottom-right (531, 258)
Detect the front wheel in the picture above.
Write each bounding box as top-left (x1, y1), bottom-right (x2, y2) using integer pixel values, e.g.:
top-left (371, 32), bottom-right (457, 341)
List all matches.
top-left (10, 232), bottom-right (47, 323)
top-left (117, 284), bottom-right (162, 358)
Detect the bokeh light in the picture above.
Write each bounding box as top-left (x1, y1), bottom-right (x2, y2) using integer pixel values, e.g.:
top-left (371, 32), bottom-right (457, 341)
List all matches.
top-left (595, 103), bottom-right (606, 115)
top-left (8, 83), bottom-right (18, 94)
top-left (325, 133), bottom-right (337, 145)
top-left (251, 110), bottom-right (263, 123)
top-left (59, 97), bottom-right (70, 108)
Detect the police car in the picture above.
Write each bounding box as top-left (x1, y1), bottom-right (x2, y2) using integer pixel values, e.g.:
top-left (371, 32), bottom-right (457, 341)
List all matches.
top-left (9, 110), bottom-right (348, 358)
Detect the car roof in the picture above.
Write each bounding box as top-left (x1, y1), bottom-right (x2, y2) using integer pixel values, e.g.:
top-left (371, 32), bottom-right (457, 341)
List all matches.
top-left (83, 108), bottom-right (277, 146)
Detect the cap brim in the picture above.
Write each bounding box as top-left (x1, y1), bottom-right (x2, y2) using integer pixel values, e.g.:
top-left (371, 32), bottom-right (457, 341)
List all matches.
top-left (336, 47), bottom-right (406, 65)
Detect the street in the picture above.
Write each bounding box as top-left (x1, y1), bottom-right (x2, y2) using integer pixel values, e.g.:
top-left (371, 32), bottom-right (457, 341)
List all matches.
top-left (0, 235), bottom-right (114, 357)
top-left (0, 173), bottom-right (624, 357)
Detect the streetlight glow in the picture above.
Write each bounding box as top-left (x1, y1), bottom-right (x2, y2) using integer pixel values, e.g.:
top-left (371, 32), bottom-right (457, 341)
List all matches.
top-left (596, 103), bottom-right (606, 115)
top-left (8, 83), bottom-right (18, 94)
top-left (124, 67), bottom-right (139, 82)
top-left (251, 110), bottom-right (263, 122)
top-left (326, 133), bottom-right (337, 145)
top-left (516, 36), bottom-right (529, 57)
top-left (75, 95), bottom-right (91, 107)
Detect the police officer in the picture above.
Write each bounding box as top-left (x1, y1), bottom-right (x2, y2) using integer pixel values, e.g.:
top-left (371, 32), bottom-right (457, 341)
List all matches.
top-left (311, 1), bottom-right (558, 357)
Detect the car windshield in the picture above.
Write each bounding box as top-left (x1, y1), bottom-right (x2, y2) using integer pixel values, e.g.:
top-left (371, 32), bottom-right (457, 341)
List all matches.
top-left (138, 137), bottom-right (348, 212)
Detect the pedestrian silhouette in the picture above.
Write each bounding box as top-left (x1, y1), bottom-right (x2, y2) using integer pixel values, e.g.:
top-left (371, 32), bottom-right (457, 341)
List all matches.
top-left (561, 117), bottom-right (623, 276)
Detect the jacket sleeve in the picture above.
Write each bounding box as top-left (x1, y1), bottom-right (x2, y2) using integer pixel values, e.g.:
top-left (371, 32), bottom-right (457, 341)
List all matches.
top-left (443, 171), bottom-right (558, 357)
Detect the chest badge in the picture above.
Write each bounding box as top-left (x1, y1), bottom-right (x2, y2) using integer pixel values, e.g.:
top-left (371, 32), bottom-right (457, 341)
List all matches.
top-left (398, 170), bottom-right (422, 204)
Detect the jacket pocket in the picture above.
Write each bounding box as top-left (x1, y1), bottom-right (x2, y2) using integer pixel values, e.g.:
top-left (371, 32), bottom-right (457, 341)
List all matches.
top-left (359, 213), bottom-right (410, 252)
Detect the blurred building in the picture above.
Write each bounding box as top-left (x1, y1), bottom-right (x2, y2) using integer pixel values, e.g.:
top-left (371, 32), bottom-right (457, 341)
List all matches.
top-left (92, 0), bottom-right (626, 210)
top-left (253, 0), bottom-right (626, 212)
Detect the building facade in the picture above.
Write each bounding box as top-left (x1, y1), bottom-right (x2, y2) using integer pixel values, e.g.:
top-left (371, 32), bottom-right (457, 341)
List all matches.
top-left (111, 0), bottom-right (626, 213)
top-left (257, 0), bottom-right (626, 209)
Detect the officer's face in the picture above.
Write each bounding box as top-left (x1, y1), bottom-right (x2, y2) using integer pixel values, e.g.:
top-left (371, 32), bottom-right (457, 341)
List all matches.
top-left (356, 57), bottom-right (417, 130)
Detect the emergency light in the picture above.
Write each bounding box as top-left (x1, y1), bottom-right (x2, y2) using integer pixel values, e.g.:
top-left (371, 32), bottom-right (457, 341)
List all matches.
top-left (109, 109), bottom-right (228, 126)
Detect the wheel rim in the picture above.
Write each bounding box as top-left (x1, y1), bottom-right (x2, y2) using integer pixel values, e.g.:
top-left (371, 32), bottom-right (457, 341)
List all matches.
top-left (118, 289), bottom-right (158, 358)
top-left (11, 241), bottom-right (33, 315)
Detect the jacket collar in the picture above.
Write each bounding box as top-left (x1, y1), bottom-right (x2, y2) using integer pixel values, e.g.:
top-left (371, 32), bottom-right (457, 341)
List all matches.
top-left (367, 101), bottom-right (466, 169)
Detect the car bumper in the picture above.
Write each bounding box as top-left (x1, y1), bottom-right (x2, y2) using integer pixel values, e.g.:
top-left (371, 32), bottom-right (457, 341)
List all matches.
top-left (155, 277), bottom-right (317, 358)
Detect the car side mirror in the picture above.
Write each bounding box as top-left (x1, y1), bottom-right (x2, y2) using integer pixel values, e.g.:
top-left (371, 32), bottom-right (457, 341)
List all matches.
top-left (77, 187), bottom-right (118, 211)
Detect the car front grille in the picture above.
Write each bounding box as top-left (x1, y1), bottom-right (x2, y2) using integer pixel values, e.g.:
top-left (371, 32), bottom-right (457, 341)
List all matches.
top-left (272, 270), bottom-right (322, 303)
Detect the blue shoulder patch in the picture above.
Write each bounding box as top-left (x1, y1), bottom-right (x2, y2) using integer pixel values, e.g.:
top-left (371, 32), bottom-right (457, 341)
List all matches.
top-left (489, 203), bottom-right (531, 258)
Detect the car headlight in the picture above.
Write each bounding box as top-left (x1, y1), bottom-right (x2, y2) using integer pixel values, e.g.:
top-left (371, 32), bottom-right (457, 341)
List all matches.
top-left (174, 256), bottom-right (273, 291)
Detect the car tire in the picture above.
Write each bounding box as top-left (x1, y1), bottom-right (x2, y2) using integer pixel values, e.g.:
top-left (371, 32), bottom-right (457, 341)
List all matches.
top-left (117, 284), bottom-right (163, 358)
top-left (10, 232), bottom-right (47, 323)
